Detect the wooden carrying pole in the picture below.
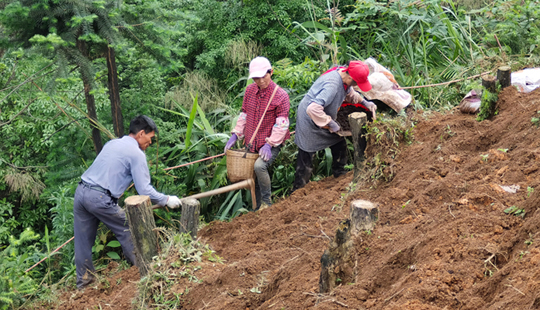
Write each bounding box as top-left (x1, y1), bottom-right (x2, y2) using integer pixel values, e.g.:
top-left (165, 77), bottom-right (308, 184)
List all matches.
top-left (125, 195), bottom-right (158, 277)
top-left (152, 178), bottom-right (256, 210)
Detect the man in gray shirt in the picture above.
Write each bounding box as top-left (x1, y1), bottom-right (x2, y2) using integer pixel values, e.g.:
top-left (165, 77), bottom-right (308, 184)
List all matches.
top-left (293, 61), bottom-right (373, 191)
top-left (74, 115), bottom-right (181, 289)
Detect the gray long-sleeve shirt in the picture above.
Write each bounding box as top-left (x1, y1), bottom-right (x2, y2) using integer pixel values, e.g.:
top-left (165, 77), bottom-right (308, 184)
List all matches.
top-left (295, 70), bottom-right (347, 152)
top-left (81, 135), bottom-right (168, 206)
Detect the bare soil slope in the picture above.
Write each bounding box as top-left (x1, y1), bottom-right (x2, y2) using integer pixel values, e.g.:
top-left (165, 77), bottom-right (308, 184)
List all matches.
top-left (37, 87), bottom-right (540, 309)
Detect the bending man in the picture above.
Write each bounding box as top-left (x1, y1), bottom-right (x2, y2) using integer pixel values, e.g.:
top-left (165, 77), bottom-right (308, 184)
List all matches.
top-left (224, 56), bottom-right (290, 210)
top-left (74, 115), bottom-right (181, 289)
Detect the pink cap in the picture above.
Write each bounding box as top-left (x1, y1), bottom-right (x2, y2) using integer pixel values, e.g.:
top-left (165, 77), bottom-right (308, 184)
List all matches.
top-left (346, 61), bottom-right (372, 92)
top-left (248, 57), bottom-right (272, 79)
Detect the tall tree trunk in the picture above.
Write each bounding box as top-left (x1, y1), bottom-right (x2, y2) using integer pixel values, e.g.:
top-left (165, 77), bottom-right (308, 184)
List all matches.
top-left (106, 45), bottom-right (124, 137)
top-left (77, 39), bottom-right (103, 154)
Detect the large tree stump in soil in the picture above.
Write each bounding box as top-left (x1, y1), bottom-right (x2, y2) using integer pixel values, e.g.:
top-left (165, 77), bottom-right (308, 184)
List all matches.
top-left (319, 220), bottom-right (355, 293)
top-left (125, 195), bottom-right (158, 277)
top-left (348, 112), bottom-right (368, 180)
top-left (350, 200), bottom-right (379, 236)
top-left (497, 66), bottom-right (512, 89)
top-left (180, 198), bottom-right (200, 239)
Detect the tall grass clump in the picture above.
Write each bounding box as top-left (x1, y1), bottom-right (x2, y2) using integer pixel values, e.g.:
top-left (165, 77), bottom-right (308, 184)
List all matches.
top-left (347, 0), bottom-right (486, 109)
top-left (164, 72), bottom-right (229, 113)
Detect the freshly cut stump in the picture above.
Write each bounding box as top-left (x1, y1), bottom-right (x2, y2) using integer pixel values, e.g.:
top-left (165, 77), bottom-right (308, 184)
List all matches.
top-left (497, 66), bottom-right (512, 89)
top-left (350, 200), bottom-right (379, 236)
top-left (125, 195), bottom-right (158, 276)
top-left (180, 198), bottom-right (200, 239)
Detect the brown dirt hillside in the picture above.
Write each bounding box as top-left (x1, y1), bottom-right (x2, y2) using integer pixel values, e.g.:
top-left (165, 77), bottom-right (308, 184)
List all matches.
top-left (34, 86), bottom-right (540, 310)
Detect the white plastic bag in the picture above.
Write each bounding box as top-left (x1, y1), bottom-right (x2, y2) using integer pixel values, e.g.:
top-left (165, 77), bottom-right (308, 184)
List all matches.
top-left (511, 68), bottom-right (540, 93)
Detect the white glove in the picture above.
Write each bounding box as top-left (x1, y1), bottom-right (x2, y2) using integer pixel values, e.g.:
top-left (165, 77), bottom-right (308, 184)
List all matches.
top-left (166, 195), bottom-right (182, 209)
top-left (362, 99), bottom-right (377, 120)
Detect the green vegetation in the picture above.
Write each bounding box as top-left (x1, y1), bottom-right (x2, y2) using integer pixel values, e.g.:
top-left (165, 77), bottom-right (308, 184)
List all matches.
top-left (1, 0), bottom-right (539, 307)
top-left (504, 205), bottom-right (526, 218)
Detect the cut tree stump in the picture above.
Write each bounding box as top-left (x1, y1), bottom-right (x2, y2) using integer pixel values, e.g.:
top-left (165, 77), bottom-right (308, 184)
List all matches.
top-left (482, 75), bottom-right (497, 93)
top-left (125, 195), bottom-right (158, 277)
top-left (180, 198), bottom-right (200, 239)
top-left (348, 112), bottom-right (368, 180)
top-left (350, 200), bottom-right (379, 236)
top-left (481, 74), bottom-right (498, 119)
top-left (497, 66), bottom-right (512, 89)
top-left (319, 220), bottom-right (354, 293)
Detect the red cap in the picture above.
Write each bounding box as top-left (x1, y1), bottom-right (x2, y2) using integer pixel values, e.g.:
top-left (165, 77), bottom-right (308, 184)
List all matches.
top-left (346, 61), bottom-right (372, 92)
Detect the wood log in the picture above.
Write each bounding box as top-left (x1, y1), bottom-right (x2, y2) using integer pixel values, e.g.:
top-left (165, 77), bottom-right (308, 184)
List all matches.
top-left (497, 66), bottom-right (512, 89)
top-left (482, 75), bottom-right (497, 93)
top-left (319, 220), bottom-right (354, 293)
top-left (348, 112), bottom-right (368, 180)
top-left (125, 195), bottom-right (158, 276)
top-left (480, 75), bottom-right (498, 120)
top-left (350, 200), bottom-right (379, 236)
top-left (180, 198), bottom-right (200, 239)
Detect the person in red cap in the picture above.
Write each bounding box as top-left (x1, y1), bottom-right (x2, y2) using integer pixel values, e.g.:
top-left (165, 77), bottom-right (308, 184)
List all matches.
top-left (292, 60), bottom-right (373, 191)
top-left (224, 56), bottom-right (291, 210)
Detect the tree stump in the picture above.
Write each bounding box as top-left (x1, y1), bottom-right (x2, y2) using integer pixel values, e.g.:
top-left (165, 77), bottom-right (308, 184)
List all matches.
top-left (319, 220), bottom-right (355, 293)
top-left (125, 195), bottom-right (158, 277)
top-left (497, 66), bottom-right (512, 89)
top-left (482, 75), bottom-right (497, 93)
top-left (350, 200), bottom-right (379, 236)
top-left (348, 112), bottom-right (368, 180)
top-left (480, 75), bottom-right (498, 120)
top-left (180, 198), bottom-right (200, 239)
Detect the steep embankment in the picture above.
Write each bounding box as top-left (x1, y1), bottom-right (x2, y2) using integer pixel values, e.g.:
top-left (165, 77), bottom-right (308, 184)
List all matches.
top-left (43, 87), bottom-right (540, 310)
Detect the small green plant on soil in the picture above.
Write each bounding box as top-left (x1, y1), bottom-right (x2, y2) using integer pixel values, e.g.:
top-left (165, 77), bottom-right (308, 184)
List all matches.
top-left (137, 230), bottom-right (223, 308)
top-left (525, 233), bottom-right (534, 246)
top-left (480, 154), bottom-right (489, 162)
top-left (517, 251), bottom-right (530, 261)
top-left (331, 181), bottom-right (357, 212)
top-left (402, 200), bottom-right (411, 209)
top-left (92, 231), bottom-right (122, 261)
top-left (532, 111), bottom-right (540, 126)
top-left (527, 187), bottom-right (534, 197)
top-left (504, 206), bottom-right (526, 218)
top-left (444, 125), bottom-right (455, 137)
top-left (497, 148), bottom-right (508, 153)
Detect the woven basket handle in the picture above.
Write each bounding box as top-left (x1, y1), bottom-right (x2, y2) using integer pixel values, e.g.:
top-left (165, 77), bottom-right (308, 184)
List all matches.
top-left (245, 85), bottom-right (280, 152)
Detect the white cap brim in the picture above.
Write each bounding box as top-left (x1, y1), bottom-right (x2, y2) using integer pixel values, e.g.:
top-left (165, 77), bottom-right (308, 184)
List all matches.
top-left (248, 70), bottom-right (268, 79)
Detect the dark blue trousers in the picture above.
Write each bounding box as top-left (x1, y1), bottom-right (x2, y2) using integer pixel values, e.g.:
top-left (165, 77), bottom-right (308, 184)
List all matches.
top-left (73, 182), bottom-right (136, 289)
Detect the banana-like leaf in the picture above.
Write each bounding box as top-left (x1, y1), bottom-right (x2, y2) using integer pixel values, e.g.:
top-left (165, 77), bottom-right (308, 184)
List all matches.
top-left (301, 20), bottom-right (332, 33)
top-left (196, 104), bottom-right (215, 135)
top-left (184, 93), bottom-right (199, 151)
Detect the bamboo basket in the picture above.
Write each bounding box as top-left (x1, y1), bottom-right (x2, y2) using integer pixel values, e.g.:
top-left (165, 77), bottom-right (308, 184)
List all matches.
top-left (226, 149), bottom-right (259, 183)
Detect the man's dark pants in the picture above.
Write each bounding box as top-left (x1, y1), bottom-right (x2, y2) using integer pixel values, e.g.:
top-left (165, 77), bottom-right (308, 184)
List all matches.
top-left (74, 182), bottom-right (136, 289)
top-left (292, 139), bottom-right (348, 191)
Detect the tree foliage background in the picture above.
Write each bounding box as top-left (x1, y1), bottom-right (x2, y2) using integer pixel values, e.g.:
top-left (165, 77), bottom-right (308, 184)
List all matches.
top-left (0, 0), bottom-right (539, 308)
